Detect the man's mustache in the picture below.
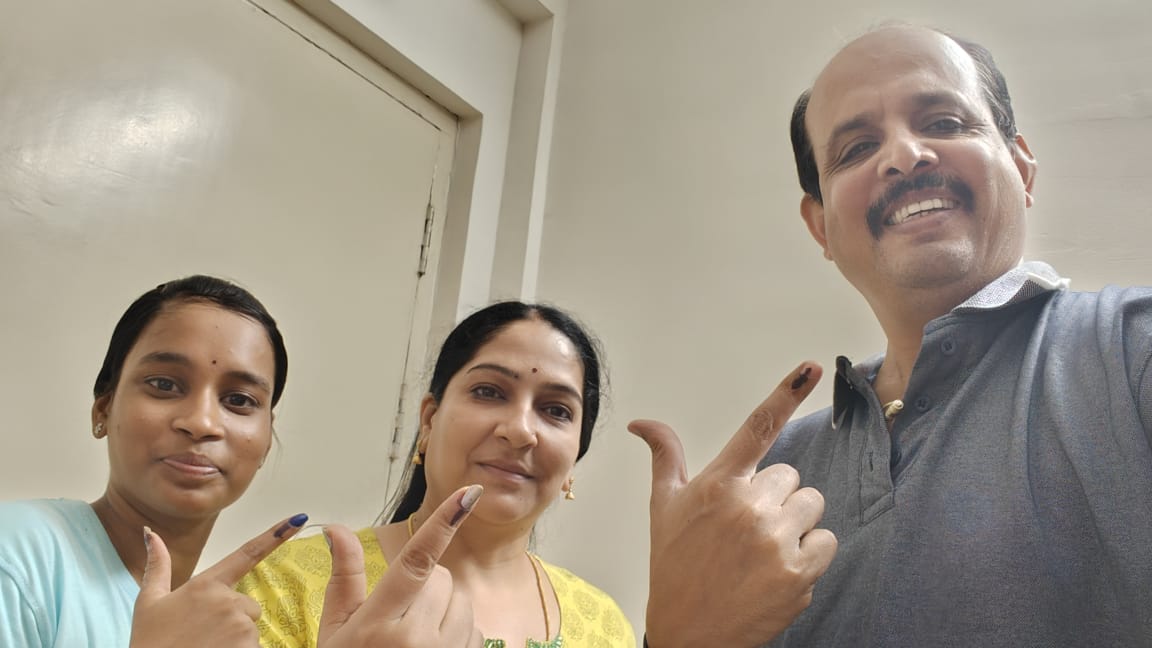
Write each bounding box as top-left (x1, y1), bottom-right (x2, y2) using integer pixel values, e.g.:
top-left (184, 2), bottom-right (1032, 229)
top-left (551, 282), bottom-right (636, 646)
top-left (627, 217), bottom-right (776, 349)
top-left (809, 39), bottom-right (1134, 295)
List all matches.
top-left (866, 173), bottom-right (975, 239)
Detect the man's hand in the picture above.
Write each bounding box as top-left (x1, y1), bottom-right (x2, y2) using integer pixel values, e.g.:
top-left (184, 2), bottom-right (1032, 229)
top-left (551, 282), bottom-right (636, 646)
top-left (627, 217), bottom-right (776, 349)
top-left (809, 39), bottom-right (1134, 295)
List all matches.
top-left (631, 363), bottom-right (837, 647)
top-left (130, 514), bottom-right (308, 647)
top-left (318, 485), bottom-right (486, 647)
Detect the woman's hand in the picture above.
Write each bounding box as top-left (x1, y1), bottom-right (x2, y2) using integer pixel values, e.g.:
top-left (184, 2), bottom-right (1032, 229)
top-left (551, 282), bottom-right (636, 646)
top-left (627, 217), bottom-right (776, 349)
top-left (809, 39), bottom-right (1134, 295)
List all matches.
top-left (129, 514), bottom-right (306, 647)
top-left (318, 485), bottom-right (486, 647)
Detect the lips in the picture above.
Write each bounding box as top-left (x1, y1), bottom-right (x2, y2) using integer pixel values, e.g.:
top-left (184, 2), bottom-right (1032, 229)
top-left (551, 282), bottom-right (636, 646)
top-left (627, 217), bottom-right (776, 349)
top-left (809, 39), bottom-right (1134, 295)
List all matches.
top-left (886, 197), bottom-right (960, 226)
top-left (866, 172), bottom-right (975, 239)
top-left (161, 453), bottom-right (221, 476)
top-left (478, 460), bottom-right (533, 479)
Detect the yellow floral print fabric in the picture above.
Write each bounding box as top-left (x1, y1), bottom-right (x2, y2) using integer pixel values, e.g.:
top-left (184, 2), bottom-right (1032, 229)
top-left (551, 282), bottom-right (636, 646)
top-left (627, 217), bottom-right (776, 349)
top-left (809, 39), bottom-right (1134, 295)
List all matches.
top-left (237, 528), bottom-right (635, 648)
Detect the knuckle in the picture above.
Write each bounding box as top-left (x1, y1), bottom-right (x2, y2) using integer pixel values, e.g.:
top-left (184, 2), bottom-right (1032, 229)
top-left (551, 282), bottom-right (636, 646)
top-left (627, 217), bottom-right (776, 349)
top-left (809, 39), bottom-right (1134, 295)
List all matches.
top-left (397, 546), bottom-right (438, 579)
top-left (700, 476), bottom-right (731, 502)
top-left (238, 538), bottom-right (267, 564)
top-left (762, 463), bottom-right (800, 489)
top-left (793, 486), bottom-right (826, 512)
top-left (744, 407), bottom-right (777, 438)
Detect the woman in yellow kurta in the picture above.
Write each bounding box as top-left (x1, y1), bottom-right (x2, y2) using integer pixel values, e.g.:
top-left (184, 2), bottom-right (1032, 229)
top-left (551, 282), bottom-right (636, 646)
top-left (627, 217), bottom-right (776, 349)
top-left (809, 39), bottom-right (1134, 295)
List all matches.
top-left (239, 302), bottom-right (634, 648)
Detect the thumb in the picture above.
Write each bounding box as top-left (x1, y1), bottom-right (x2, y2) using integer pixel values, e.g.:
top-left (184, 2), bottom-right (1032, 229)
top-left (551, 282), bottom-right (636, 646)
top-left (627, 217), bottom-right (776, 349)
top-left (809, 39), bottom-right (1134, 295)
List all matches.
top-left (136, 527), bottom-right (171, 605)
top-left (627, 419), bottom-right (688, 508)
top-left (317, 525), bottom-right (366, 646)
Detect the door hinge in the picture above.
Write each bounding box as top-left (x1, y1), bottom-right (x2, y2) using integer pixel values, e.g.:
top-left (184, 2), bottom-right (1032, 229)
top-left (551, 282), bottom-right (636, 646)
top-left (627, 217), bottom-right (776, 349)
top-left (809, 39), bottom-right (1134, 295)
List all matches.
top-left (417, 202), bottom-right (434, 276)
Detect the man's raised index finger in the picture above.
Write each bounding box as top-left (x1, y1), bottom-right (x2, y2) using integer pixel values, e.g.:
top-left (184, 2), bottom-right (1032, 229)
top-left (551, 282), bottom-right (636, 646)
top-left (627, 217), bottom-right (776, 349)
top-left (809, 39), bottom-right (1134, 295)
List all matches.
top-left (706, 362), bottom-right (822, 477)
top-left (198, 513), bottom-right (308, 586)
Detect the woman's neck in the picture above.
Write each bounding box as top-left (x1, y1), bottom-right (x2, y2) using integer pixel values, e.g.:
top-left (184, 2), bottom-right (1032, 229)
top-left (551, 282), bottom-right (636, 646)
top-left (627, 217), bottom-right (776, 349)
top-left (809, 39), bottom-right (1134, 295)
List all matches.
top-left (90, 491), bottom-right (215, 587)
top-left (378, 511), bottom-right (559, 645)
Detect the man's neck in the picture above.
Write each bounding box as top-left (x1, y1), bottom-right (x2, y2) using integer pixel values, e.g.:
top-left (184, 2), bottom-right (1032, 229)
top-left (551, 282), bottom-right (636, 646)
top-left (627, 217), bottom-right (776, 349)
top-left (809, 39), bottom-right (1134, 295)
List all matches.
top-left (867, 281), bottom-right (987, 403)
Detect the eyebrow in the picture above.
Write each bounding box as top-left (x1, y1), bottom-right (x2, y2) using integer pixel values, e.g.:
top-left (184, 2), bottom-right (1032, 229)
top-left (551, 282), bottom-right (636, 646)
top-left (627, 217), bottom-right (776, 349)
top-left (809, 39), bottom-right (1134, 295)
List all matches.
top-left (823, 91), bottom-right (971, 162)
top-left (138, 351), bottom-right (273, 394)
top-left (824, 113), bottom-right (875, 161)
top-left (466, 362), bottom-right (583, 400)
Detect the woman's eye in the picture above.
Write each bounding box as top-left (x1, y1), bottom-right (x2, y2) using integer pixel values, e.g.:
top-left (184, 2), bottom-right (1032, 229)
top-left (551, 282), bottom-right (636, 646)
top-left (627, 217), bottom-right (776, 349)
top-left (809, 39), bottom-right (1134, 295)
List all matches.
top-left (543, 405), bottom-right (574, 422)
top-left (471, 385), bottom-right (501, 400)
top-left (145, 377), bottom-right (179, 393)
top-left (224, 393), bottom-right (258, 410)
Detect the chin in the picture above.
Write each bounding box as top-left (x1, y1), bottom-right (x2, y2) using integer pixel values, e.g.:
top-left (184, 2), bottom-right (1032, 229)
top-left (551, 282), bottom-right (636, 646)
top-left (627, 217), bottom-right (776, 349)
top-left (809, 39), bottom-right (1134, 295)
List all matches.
top-left (885, 245), bottom-right (980, 290)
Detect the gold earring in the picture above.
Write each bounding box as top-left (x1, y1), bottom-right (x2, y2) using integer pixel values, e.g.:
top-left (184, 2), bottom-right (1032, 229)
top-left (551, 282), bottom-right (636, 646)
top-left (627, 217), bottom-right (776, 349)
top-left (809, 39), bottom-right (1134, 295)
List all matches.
top-left (412, 452), bottom-right (423, 466)
top-left (93, 422), bottom-right (105, 439)
top-left (564, 478), bottom-right (576, 500)
top-left (412, 437), bottom-right (427, 465)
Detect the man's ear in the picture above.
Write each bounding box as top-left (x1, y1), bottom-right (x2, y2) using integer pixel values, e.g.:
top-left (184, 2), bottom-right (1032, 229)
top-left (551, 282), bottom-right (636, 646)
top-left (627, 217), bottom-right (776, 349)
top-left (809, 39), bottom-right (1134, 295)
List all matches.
top-left (1011, 133), bottom-right (1038, 208)
top-left (800, 194), bottom-right (833, 260)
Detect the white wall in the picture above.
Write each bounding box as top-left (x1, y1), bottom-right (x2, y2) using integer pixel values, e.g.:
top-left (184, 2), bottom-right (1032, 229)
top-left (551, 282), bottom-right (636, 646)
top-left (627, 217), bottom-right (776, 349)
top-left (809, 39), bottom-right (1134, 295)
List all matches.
top-left (307, 0), bottom-right (570, 322)
top-left (534, 0), bottom-right (1152, 633)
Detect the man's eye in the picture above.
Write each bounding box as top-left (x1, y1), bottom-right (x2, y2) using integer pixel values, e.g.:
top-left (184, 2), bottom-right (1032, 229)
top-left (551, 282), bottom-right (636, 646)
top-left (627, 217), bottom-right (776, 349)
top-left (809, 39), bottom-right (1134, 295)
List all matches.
top-left (925, 118), bottom-right (965, 133)
top-left (840, 140), bottom-right (877, 163)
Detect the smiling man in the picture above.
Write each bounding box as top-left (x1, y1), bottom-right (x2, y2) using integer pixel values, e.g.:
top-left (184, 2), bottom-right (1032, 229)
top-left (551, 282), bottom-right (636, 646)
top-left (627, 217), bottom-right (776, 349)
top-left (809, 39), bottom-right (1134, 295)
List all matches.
top-left (759, 24), bottom-right (1152, 646)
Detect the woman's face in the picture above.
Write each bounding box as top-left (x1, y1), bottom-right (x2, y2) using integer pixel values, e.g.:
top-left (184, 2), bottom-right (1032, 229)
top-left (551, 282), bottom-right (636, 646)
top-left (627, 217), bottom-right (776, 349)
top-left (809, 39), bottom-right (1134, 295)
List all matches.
top-left (420, 318), bottom-right (584, 529)
top-left (93, 300), bottom-right (276, 523)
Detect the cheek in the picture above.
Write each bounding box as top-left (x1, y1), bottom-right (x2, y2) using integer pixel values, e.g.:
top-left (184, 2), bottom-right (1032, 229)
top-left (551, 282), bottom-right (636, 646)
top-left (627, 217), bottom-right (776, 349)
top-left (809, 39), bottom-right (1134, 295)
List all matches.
top-left (827, 171), bottom-right (872, 215)
top-left (232, 418), bottom-right (274, 462)
top-left (543, 430), bottom-right (581, 475)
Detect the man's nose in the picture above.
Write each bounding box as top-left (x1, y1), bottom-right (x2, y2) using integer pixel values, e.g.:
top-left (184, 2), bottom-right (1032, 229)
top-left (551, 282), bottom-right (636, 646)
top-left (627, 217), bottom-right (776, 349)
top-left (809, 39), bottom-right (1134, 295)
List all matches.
top-left (879, 130), bottom-right (938, 178)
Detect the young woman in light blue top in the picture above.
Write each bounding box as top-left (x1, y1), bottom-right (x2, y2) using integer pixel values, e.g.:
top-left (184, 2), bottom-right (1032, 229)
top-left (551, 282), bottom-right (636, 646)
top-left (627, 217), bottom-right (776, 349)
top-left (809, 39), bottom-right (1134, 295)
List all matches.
top-left (0, 275), bottom-right (306, 647)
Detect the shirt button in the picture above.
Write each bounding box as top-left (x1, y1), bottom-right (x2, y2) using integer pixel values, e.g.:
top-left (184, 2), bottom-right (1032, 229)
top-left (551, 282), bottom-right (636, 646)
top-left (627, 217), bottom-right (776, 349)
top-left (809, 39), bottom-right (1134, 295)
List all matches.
top-left (915, 396), bottom-right (930, 411)
top-left (941, 339), bottom-right (956, 355)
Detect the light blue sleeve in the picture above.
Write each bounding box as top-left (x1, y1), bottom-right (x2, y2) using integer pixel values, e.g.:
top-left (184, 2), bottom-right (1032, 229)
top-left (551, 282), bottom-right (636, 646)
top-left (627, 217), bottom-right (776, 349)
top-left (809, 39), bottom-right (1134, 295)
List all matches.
top-left (0, 565), bottom-right (48, 648)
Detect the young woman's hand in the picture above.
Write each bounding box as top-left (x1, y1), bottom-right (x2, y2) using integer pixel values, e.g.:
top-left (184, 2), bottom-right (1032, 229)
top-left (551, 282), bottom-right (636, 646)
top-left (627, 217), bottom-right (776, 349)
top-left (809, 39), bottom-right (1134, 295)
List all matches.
top-left (129, 514), bottom-right (306, 648)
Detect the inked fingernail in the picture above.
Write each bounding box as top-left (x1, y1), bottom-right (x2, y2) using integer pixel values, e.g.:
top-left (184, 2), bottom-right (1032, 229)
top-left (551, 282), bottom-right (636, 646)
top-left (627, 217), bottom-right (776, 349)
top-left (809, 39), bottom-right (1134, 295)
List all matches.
top-left (790, 366), bottom-right (813, 390)
top-left (450, 485), bottom-right (484, 526)
top-left (274, 513), bottom-right (309, 538)
top-left (142, 525), bottom-right (153, 550)
top-left (322, 528), bottom-right (333, 553)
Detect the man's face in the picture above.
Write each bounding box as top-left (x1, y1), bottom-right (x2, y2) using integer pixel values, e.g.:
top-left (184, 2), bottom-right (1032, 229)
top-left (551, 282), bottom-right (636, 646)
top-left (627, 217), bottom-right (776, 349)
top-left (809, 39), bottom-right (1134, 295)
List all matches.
top-left (800, 27), bottom-right (1037, 308)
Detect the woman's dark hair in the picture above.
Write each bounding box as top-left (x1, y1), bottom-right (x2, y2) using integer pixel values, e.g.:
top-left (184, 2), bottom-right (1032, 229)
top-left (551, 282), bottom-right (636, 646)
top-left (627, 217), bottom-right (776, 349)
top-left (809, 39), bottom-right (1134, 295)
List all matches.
top-left (386, 301), bottom-right (604, 523)
top-left (93, 275), bottom-right (288, 407)
top-left (790, 28), bottom-right (1019, 204)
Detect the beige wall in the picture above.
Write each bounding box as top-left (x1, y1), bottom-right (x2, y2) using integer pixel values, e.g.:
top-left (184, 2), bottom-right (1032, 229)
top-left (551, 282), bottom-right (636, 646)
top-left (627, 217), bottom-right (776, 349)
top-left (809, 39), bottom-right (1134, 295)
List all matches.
top-left (533, 0), bottom-right (1152, 633)
top-left (3, 0), bottom-right (1150, 642)
top-left (0, 0), bottom-right (569, 561)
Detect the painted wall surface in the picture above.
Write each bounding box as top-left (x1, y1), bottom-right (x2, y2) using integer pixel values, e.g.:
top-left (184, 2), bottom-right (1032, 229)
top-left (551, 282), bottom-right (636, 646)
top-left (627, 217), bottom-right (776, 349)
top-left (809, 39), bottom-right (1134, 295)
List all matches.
top-left (331, 0), bottom-right (523, 315)
top-left (535, 0), bottom-right (1152, 634)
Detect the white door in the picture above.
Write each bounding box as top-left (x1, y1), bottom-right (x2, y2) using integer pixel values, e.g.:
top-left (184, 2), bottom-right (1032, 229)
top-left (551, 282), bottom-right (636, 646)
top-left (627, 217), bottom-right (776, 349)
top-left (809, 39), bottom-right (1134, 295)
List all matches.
top-left (0, 0), bottom-right (456, 562)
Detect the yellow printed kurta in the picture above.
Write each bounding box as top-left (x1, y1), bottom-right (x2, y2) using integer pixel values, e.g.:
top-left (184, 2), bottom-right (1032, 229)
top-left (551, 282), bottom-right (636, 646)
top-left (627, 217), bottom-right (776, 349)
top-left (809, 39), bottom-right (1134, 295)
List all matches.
top-left (237, 528), bottom-right (635, 648)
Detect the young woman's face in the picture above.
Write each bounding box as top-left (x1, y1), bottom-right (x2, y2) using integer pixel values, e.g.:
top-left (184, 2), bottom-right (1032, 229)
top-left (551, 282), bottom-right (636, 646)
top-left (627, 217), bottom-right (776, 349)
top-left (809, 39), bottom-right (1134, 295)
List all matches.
top-left (93, 300), bottom-right (276, 523)
top-left (420, 318), bottom-right (584, 529)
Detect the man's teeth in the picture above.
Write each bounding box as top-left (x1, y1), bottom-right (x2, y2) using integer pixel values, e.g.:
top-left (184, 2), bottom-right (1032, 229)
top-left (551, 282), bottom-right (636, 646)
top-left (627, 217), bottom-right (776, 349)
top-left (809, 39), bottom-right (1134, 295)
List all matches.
top-left (888, 198), bottom-right (959, 225)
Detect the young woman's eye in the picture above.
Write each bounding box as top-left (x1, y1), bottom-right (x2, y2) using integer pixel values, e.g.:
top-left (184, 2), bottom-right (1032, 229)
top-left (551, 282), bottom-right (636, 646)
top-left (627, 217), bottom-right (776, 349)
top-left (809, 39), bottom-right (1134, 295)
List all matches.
top-left (223, 393), bottom-right (259, 411)
top-left (144, 377), bottom-right (180, 394)
top-left (471, 385), bottom-right (502, 400)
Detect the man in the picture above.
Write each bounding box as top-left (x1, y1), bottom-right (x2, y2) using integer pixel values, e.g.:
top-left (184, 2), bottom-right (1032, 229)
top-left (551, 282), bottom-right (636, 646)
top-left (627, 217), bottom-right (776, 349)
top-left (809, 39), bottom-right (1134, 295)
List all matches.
top-left (755, 24), bottom-right (1152, 646)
